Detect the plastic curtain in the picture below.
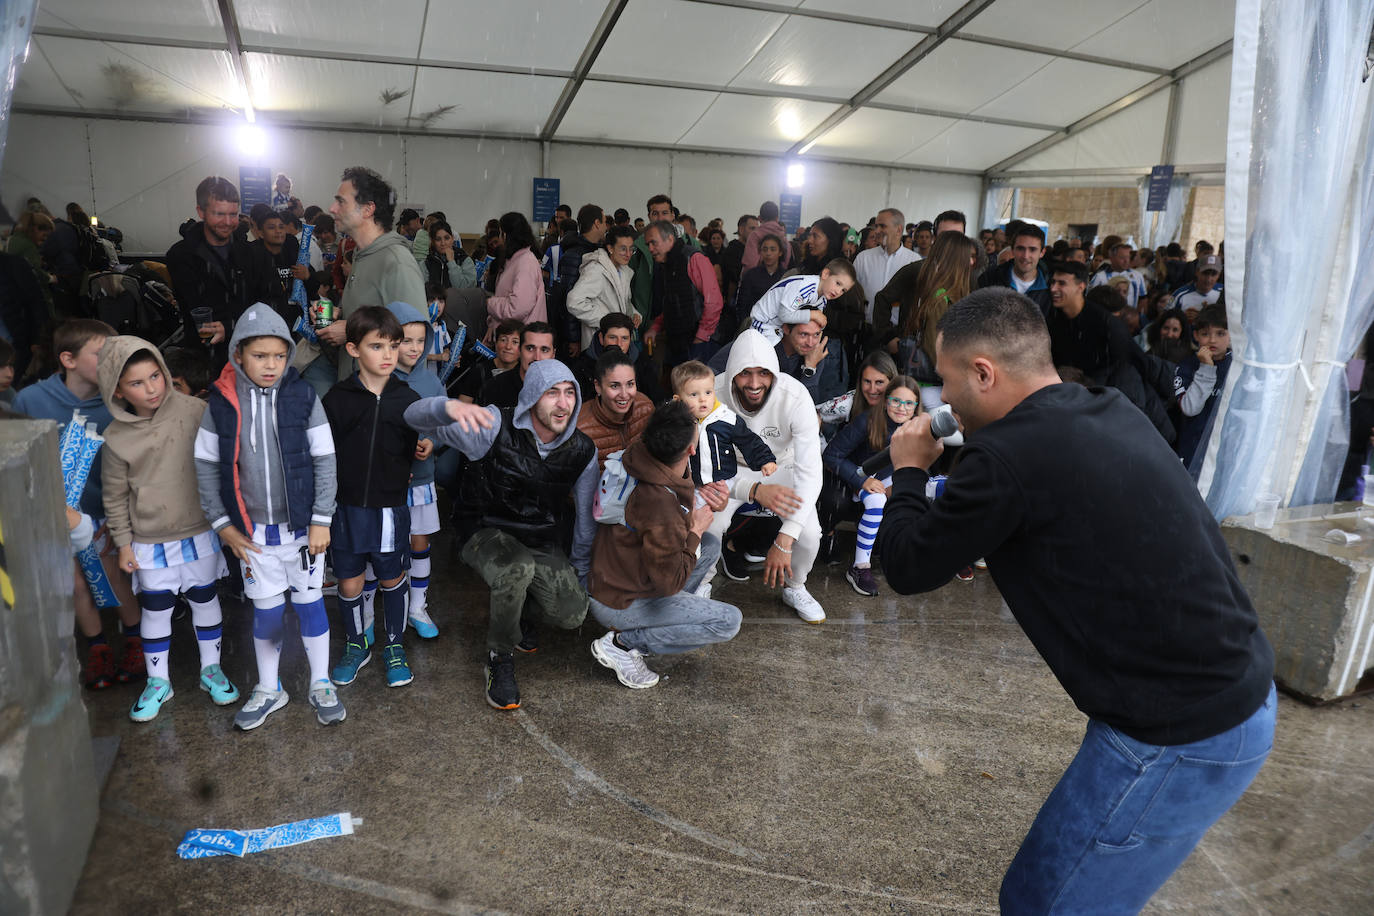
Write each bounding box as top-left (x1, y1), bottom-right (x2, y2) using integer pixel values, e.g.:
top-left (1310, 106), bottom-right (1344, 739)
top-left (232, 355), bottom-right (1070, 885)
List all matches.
top-left (1136, 177), bottom-right (1155, 249)
top-left (981, 181), bottom-right (1013, 230)
top-left (1291, 92), bottom-right (1374, 505)
top-left (0, 0), bottom-right (36, 177)
top-left (1136, 176), bottom-right (1190, 250)
top-left (1198, 0), bottom-right (1374, 519)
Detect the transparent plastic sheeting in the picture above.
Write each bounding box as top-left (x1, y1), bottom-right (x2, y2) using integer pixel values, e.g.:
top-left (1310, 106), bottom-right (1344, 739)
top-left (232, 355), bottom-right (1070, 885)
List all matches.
top-left (177, 812), bottom-right (358, 859)
top-left (1198, 0), bottom-right (1374, 519)
top-left (1135, 175), bottom-right (1189, 251)
top-left (0, 0), bottom-right (36, 178)
top-left (1291, 87), bottom-right (1374, 506)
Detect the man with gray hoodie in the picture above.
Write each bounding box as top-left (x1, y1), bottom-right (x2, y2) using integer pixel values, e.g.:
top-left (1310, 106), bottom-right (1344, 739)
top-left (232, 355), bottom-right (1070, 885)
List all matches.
top-left (406, 359), bottom-right (598, 711)
top-left (194, 306), bottom-right (342, 730)
top-left (317, 166), bottom-right (427, 382)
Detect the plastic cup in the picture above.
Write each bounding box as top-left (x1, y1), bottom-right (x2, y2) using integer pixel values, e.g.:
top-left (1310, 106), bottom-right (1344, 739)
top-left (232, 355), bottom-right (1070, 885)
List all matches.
top-left (191, 307), bottom-right (214, 342)
top-left (1253, 494), bottom-right (1281, 530)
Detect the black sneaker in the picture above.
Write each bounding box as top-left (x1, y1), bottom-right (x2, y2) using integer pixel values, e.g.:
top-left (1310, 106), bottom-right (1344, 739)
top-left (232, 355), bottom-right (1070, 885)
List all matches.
top-left (486, 653), bottom-right (520, 710)
top-left (516, 619), bottom-right (539, 654)
top-left (720, 540), bottom-right (751, 581)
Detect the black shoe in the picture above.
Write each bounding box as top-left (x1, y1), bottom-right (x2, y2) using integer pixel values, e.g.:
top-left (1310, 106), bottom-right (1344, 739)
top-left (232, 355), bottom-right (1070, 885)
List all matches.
top-left (818, 530), bottom-right (836, 565)
top-left (516, 619), bottom-right (539, 654)
top-left (720, 540), bottom-right (751, 582)
top-left (486, 653), bottom-right (520, 710)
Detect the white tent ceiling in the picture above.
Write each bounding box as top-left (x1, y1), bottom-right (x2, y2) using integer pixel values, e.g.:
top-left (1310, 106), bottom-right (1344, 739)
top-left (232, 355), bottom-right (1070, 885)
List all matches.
top-left (16, 0), bottom-right (1235, 179)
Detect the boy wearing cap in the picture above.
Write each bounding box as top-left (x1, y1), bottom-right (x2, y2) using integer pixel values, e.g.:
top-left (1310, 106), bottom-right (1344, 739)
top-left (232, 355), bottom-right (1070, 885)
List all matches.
top-left (1170, 255), bottom-right (1223, 320)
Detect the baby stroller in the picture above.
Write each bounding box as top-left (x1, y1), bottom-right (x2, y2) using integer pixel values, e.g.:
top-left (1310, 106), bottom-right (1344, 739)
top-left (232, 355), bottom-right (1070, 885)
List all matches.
top-left (87, 267), bottom-right (188, 348)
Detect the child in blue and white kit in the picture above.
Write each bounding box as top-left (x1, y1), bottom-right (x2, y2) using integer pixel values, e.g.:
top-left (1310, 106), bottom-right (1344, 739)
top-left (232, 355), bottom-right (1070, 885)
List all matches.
top-left (822, 376), bottom-right (921, 598)
top-left (98, 336), bottom-right (239, 723)
top-left (194, 306), bottom-right (342, 730)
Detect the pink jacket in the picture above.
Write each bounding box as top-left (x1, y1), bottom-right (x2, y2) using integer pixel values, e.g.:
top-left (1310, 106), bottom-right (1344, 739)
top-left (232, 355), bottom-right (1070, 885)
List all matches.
top-left (741, 220), bottom-right (794, 272)
top-left (649, 250), bottom-right (723, 342)
top-left (485, 247), bottom-right (546, 333)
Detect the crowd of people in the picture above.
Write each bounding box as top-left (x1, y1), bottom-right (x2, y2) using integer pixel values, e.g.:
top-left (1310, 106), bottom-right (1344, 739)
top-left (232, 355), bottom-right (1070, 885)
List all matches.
top-left (0, 163), bottom-right (1284, 913)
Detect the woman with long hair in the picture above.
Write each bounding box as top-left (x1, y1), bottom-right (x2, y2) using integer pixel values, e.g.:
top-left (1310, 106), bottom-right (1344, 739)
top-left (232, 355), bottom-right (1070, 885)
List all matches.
top-left (484, 211), bottom-right (545, 338)
top-left (892, 229), bottom-right (978, 412)
top-left (816, 350), bottom-right (898, 561)
top-left (424, 220), bottom-right (477, 291)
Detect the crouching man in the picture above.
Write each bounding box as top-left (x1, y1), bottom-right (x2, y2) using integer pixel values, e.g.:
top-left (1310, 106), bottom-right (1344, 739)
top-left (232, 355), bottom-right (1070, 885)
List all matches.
top-left (586, 400), bottom-right (742, 689)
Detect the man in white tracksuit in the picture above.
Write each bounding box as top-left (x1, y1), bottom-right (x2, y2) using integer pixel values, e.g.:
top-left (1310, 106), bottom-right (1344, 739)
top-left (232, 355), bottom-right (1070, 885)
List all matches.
top-left (707, 329), bottom-right (826, 623)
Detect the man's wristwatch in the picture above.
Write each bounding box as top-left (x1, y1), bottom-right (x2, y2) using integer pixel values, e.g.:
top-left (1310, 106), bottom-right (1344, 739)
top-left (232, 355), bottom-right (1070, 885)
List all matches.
top-left (800, 365), bottom-right (816, 378)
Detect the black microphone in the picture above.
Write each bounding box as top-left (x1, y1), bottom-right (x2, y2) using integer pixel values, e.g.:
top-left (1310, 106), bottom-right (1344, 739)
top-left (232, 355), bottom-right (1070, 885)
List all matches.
top-left (860, 405), bottom-right (959, 476)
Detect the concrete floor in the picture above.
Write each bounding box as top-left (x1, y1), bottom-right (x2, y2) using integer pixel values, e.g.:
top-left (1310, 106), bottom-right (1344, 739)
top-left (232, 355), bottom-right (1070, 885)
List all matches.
top-left (71, 531), bottom-right (1374, 915)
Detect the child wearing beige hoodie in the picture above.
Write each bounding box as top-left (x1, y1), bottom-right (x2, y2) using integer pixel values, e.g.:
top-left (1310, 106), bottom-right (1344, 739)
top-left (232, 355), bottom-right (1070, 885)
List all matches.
top-left (99, 336), bottom-right (240, 722)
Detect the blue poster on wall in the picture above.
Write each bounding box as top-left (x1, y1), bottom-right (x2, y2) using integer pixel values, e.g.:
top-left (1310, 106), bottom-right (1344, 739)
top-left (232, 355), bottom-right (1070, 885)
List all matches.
top-left (532, 178), bottom-right (561, 223)
top-left (239, 166), bottom-right (272, 215)
top-left (779, 193), bottom-right (802, 234)
top-left (1146, 165), bottom-right (1174, 212)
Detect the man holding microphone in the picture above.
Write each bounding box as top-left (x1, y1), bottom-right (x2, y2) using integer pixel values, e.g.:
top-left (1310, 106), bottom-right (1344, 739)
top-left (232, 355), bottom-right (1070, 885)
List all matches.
top-left (877, 287), bottom-right (1275, 914)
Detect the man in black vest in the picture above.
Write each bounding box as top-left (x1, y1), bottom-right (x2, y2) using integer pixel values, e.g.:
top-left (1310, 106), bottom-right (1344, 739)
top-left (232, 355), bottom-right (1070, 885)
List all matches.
top-left (405, 359), bottom-right (598, 711)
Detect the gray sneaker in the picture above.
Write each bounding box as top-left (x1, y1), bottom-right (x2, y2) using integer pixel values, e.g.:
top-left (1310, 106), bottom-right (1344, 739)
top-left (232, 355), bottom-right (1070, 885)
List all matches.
top-left (590, 632), bottom-right (659, 689)
top-left (308, 681), bottom-right (347, 725)
top-left (234, 687), bottom-right (288, 730)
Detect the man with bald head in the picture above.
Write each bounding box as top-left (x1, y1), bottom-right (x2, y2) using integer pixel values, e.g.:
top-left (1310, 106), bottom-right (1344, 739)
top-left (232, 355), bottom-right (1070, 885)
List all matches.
top-left (876, 288), bottom-right (1276, 914)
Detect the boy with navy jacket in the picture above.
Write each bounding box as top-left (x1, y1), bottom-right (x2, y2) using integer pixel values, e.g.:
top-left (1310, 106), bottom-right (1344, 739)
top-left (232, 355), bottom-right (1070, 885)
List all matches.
top-left (195, 305), bottom-right (342, 730)
top-left (322, 306), bottom-right (420, 689)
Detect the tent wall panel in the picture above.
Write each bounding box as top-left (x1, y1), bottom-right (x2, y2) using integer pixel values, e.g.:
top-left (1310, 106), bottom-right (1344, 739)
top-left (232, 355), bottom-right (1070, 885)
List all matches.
top-left (1172, 58), bottom-right (1232, 168)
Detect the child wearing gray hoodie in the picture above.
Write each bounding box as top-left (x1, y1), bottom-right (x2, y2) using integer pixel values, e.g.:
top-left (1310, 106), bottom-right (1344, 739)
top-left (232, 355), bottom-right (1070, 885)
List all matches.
top-left (194, 305), bottom-right (341, 730)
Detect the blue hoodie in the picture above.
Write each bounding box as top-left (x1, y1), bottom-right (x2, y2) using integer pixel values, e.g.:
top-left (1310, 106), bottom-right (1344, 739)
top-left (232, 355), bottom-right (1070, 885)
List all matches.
top-left (386, 301), bottom-right (446, 488)
top-left (405, 359), bottom-right (599, 575)
top-left (15, 372), bottom-right (114, 517)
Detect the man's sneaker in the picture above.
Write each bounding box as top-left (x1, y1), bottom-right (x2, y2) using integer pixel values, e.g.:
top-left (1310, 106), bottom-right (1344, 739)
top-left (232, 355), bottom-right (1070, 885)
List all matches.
top-left (516, 619), bottom-right (539, 654)
top-left (234, 687), bottom-right (288, 730)
top-left (743, 551), bottom-right (767, 564)
top-left (956, 566), bottom-right (975, 581)
top-left (818, 530), bottom-right (837, 565)
top-left (485, 653), bottom-right (520, 710)
top-left (85, 644), bottom-right (116, 690)
top-left (331, 640), bottom-right (371, 686)
top-left (130, 677), bottom-right (174, 722)
top-left (308, 681), bottom-right (347, 724)
top-left (846, 565), bottom-right (879, 597)
top-left (199, 664), bottom-right (240, 705)
top-left (974, 557), bottom-right (988, 570)
top-left (408, 605), bottom-right (439, 639)
top-left (590, 632), bottom-right (660, 689)
top-left (114, 636), bottom-right (145, 682)
top-left (383, 645), bottom-right (413, 687)
top-left (782, 585), bottom-right (826, 624)
top-left (720, 541), bottom-right (752, 581)
top-left (694, 580), bottom-right (712, 600)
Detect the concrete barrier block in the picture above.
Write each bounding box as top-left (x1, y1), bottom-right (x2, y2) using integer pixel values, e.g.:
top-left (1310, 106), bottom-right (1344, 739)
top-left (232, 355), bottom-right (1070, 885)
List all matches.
top-left (1223, 503), bottom-right (1374, 703)
top-left (0, 420), bottom-right (98, 916)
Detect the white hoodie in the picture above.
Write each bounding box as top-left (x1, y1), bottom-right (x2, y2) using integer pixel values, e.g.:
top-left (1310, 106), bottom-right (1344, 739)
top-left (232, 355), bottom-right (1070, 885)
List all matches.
top-left (567, 247), bottom-right (635, 349)
top-left (713, 329), bottom-right (823, 541)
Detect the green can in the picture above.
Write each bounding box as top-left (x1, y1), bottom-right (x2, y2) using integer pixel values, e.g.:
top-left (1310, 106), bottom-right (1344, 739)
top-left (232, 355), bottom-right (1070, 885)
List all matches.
top-left (315, 297), bottom-right (334, 328)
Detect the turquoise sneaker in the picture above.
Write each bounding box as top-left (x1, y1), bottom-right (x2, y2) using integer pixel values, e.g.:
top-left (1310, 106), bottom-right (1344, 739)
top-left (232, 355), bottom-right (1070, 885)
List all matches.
top-left (199, 664), bottom-right (240, 705)
top-left (130, 677), bottom-right (174, 722)
top-left (383, 644), bottom-right (413, 687)
top-left (331, 640), bottom-right (371, 686)
top-left (363, 623), bottom-right (375, 648)
top-left (408, 605), bottom-right (438, 639)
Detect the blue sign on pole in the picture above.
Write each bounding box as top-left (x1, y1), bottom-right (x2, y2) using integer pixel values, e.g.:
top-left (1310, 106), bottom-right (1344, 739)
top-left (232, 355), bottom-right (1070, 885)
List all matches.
top-left (779, 193), bottom-right (803, 234)
top-left (1146, 165), bottom-right (1174, 212)
top-left (532, 178), bottom-right (561, 223)
top-left (239, 166), bottom-right (271, 215)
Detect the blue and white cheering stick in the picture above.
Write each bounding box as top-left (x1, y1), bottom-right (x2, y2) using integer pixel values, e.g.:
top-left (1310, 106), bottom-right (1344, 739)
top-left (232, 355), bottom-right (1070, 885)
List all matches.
top-left (59, 416), bottom-right (119, 608)
top-left (438, 322), bottom-right (467, 384)
top-left (290, 224), bottom-right (318, 344)
top-left (177, 811), bottom-right (360, 859)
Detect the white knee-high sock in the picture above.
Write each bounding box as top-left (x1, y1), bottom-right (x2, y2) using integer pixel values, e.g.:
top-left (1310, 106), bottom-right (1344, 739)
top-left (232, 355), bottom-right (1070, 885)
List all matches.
top-left (186, 582), bottom-right (223, 669)
top-left (409, 547), bottom-right (431, 618)
top-left (252, 600), bottom-right (286, 691)
top-left (141, 605), bottom-right (174, 681)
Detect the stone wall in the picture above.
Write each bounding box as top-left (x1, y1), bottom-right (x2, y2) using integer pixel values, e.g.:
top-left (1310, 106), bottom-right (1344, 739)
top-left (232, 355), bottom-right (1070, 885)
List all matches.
top-left (1015, 185), bottom-right (1225, 251)
top-left (0, 421), bottom-right (99, 915)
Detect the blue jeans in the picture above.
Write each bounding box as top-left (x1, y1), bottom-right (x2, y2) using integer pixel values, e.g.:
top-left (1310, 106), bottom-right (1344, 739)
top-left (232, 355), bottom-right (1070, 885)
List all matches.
top-left (1000, 682), bottom-right (1276, 915)
top-left (588, 535), bottom-right (741, 655)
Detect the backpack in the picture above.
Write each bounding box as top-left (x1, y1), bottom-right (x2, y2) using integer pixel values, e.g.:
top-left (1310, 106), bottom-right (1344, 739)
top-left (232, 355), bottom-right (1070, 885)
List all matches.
top-left (592, 449), bottom-right (677, 528)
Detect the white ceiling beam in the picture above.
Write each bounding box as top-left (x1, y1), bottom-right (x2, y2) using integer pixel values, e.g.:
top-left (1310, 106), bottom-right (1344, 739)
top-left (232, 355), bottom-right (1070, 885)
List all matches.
top-left (984, 40), bottom-right (1233, 177)
top-left (214, 0), bottom-right (254, 121)
top-left (541, 0), bottom-right (629, 141)
top-left (785, 0), bottom-right (1000, 158)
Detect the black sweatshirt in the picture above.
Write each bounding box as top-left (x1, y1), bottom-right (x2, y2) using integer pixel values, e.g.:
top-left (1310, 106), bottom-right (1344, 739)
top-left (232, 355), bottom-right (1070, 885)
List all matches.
top-left (321, 374), bottom-right (419, 508)
top-left (876, 383), bottom-right (1273, 746)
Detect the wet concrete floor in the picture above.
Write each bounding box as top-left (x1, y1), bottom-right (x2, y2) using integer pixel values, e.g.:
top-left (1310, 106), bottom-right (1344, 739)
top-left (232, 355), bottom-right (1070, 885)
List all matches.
top-left (71, 530), bottom-right (1374, 914)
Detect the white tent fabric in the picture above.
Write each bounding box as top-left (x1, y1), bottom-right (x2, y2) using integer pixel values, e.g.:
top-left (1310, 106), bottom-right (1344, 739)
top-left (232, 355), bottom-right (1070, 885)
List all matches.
top-left (1196, 0), bottom-right (1374, 518)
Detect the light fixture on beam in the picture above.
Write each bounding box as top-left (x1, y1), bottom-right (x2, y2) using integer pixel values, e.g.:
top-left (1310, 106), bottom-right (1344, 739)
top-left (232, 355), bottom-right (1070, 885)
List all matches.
top-left (786, 162), bottom-right (805, 189)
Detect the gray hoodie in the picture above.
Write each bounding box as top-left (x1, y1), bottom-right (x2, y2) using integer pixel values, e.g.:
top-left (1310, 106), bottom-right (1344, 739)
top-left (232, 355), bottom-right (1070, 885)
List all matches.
top-left (194, 304), bottom-right (337, 535)
top-left (339, 230), bottom-right (428, 381)
top-left (405, 358), bottom-right (599, 575)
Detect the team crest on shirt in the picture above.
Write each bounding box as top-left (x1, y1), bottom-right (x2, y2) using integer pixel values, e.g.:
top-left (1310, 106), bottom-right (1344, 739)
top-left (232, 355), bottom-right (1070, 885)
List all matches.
top-left (762, 426), bottom-right (781, 438)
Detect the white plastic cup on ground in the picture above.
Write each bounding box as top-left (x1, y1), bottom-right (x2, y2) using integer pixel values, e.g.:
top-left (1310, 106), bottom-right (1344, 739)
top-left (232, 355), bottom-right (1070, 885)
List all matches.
top-left (1254, 494), bottom-right (1281, 530)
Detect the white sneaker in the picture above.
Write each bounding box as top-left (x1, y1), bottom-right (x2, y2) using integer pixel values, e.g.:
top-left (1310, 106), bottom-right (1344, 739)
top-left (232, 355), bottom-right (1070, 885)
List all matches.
top-left (408, 604), bottom-right (439, 639)
top-left (782, 586), bottom-right (826, 624)
top-left (694, 580), bottom-right (712, 600)
top-left (590, 632), bottom-right (660, 688)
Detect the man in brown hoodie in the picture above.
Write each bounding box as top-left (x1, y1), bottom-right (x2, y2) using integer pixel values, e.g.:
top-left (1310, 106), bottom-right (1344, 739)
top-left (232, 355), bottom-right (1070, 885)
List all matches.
top-left (586, 400), bottom-right (742, 689)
